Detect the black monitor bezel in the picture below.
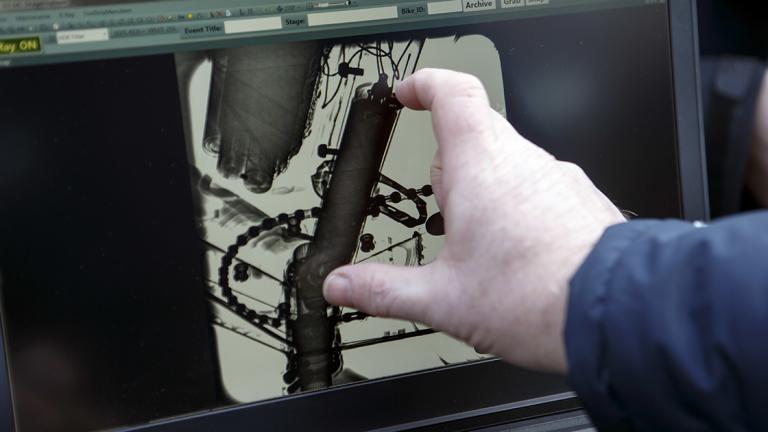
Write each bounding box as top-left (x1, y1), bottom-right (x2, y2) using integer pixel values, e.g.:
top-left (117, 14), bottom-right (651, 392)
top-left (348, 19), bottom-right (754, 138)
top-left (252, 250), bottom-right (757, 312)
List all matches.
top-left (0, 0), bottom-right (707, 430)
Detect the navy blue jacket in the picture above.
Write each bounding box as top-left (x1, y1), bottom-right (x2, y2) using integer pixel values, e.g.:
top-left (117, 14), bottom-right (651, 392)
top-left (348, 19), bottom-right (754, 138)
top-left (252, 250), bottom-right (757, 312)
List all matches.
top-left (566, 211), bottom-right (768, 431)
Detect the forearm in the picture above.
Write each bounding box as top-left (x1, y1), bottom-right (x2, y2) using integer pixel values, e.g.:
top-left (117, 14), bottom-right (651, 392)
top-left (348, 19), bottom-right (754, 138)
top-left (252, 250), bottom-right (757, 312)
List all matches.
top-left (566, 212), bottom-right (768, 431)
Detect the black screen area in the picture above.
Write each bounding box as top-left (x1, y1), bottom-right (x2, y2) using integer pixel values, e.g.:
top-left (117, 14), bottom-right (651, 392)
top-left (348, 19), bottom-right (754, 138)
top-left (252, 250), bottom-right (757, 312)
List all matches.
top-left (0, 5), bottom-right (679, 432)
top-left (483, 7), bottom-right (681, 216)
top-left (0, 57), bottom-right (224, 431)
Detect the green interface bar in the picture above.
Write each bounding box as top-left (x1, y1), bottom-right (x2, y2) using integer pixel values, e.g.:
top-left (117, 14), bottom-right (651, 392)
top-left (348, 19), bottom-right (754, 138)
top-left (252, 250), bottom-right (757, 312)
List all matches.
top-left (0, 0), bottom-right (664, 67)
top-left (0, 36), bottom-right (40, 54)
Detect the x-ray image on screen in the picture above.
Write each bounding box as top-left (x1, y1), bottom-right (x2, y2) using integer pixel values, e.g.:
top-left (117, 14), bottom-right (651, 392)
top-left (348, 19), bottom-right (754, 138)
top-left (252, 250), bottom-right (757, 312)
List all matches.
top-left (175, 33), bottom-right (506, 402)
top-left (0, 4), bottom-right (681, 430)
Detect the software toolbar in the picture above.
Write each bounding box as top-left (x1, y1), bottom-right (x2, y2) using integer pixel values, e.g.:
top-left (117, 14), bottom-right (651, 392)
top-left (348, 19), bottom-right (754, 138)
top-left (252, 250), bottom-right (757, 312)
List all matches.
top-left (0, 0), bottom-right (659, 66)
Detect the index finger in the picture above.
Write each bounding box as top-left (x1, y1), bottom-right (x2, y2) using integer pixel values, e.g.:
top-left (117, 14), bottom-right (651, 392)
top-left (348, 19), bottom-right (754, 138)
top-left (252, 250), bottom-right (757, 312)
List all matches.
top-left (396, 68), bottom-right (498, 164)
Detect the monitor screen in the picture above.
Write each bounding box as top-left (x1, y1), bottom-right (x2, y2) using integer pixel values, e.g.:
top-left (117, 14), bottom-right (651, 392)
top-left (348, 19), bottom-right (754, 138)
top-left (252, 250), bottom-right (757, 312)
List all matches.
top-left (0, 1), bottom-right (681, 431)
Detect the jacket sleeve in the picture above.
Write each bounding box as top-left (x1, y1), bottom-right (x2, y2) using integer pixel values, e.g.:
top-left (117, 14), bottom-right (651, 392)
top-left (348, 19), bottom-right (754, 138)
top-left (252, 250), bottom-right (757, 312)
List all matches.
top-left (565, 211), bottom-right (768, 431)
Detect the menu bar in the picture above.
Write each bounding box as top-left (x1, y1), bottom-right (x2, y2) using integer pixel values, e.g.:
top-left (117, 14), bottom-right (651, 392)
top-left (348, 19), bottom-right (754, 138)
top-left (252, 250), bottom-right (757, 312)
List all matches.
top-left (0, 0), bottom-right (658, 66)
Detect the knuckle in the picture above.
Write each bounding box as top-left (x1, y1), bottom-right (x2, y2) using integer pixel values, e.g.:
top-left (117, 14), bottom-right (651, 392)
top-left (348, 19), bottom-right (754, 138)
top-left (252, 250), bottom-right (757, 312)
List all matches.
top-left (365, 272), bottom-right (395, 317)
top-left (453, 73), bottom-right (486, 99)
top-left (411, 71), bottom-right (430, 97)
top-left (415, 69), bottom-right (487, 103)
top-left (408, 70), bottom-right (435, 107)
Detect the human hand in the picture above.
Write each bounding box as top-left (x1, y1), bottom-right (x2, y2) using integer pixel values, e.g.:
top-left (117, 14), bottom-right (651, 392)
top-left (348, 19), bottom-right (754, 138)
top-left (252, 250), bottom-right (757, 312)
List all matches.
top-left (323, 69), bottom-right (626, 374)
top-left (747, 69), bottom-right (768, 207)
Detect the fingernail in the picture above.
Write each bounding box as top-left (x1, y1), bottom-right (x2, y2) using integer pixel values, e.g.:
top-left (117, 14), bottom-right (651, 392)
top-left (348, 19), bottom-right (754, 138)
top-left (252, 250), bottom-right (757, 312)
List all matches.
top-left (323, 274), bottom-right (351, 304)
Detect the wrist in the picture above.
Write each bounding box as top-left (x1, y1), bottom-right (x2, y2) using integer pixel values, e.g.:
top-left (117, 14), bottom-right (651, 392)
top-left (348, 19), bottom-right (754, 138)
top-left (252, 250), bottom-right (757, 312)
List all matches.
top-left (523, 219), bottom-right (622, 375)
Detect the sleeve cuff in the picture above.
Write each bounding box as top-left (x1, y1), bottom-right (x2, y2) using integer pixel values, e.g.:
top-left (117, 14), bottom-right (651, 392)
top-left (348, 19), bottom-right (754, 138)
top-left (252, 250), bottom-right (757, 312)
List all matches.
top-left (564, 220), bottom-right (689, 429)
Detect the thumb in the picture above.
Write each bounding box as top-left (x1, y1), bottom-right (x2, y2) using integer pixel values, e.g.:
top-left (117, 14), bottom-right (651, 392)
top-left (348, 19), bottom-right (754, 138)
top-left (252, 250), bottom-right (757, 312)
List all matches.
top-left (323, 263), bottom-right (434, 323)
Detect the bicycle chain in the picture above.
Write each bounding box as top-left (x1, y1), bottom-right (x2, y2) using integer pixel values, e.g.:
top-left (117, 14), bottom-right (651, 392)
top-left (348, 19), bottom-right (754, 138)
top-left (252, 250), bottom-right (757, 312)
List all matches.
top-left (218, 207), bottom-right (321, 330)
top-left (216, 184), bottom-right (433, 331)
top-left (368, 185), bottom-right (434, 214)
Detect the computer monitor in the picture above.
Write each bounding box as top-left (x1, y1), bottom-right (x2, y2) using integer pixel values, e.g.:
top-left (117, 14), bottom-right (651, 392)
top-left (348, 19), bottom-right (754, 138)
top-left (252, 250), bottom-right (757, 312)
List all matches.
top-left (0, 0), bottom-right (706, 431)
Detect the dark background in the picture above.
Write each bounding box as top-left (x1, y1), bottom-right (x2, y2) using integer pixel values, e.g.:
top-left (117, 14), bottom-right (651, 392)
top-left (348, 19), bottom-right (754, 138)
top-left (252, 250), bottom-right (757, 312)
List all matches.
top-left (698, 0), bottom-right (767, 60)
top-left (478, 5), bottom-right (680, 217)
top-left (0, 57), bottom-right (224, 431)
top-left (697, 0), bottom-right (767, 217)
top-left (0, 4), bottom-right (682, 431)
